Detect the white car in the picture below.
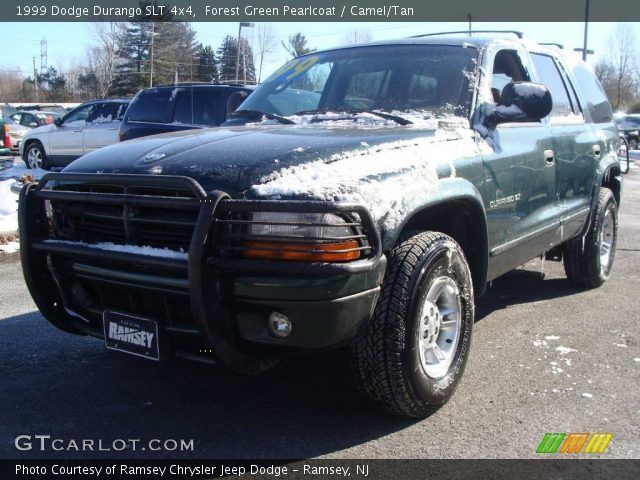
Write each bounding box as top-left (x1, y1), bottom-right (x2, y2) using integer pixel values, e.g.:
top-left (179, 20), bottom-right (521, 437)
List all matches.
top-left (19, 98), bottom-right (130, 170)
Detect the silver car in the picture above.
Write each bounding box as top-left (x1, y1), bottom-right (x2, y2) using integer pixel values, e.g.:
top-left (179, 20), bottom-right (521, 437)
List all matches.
top-left (11, 110), bottom-right (62, 129)
top-left (2, 115), bottom-right (30, 153)
top-left (20, 98), bottom-right (130, 170)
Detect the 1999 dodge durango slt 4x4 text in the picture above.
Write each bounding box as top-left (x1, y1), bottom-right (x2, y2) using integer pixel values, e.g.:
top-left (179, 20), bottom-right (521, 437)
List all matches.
top-left (19, 32), bottom-right (623, 417)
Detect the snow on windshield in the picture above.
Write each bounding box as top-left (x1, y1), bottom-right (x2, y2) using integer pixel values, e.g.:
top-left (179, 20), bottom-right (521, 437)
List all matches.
top-left (245, 107), bottom-right (466, 129)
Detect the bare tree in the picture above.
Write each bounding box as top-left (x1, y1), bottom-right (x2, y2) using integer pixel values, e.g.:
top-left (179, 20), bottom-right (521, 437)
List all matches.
top-left (342, 29), bottom-right (373, 45)
top-left (596, 23), bottom-right (640, 110)
top-left (254, 24), bottom-right (277, 83)
top-left (0, 69), bottom-right (25, 102)
top-left (86, 22), bottom-right (125, 98)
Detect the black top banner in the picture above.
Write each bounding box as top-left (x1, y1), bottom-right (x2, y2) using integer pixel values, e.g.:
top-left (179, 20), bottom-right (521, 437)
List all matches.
top-left (0, 0), bottom-right (639, 22)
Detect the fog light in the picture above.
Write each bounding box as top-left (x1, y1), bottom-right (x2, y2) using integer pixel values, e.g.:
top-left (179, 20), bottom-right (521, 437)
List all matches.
top-left (268, 311), bottom-right (292, 338)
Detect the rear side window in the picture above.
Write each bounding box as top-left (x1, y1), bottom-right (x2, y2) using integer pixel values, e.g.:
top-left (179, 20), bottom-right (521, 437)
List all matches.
top-left (88, 102), bottom-right (126, 123)
top-left (572, 64), bottom-right (613, 124)
top-left (173, 89), bottom-right (224, 126)
top-left (531, 54), bottom-right (577, 120)
top-left (126, 89), bottom-right (174, 123)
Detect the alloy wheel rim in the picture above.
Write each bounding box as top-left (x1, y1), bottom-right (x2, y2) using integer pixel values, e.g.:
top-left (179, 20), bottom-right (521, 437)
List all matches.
top-left (27, 147), bottom-right (42, 169)
top-left (417, 276), bottom-right (462, 379)
top-left (599, 209), bottom-right (614, 272)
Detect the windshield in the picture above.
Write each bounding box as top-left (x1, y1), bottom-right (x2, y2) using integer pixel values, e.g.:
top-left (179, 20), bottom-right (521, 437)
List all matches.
top-left (239, 44), bottom-right (478, 122)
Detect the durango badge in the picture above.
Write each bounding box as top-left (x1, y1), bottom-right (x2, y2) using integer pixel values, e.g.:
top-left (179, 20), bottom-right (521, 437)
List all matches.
top-left (139, 152), bottom-right (166, 164)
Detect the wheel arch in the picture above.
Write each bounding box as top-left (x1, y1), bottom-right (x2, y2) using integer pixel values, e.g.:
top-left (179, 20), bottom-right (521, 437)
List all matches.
top-left (22, 138), bottom-right (47, 168)
top-left (384, 180), bottom-right (489, 296)
top-left (600, 163), bottom-right (621, 207)
top-left (579, 155), bottom-right (622, 240)
top-left (23, 137), bottom-right (47, 154)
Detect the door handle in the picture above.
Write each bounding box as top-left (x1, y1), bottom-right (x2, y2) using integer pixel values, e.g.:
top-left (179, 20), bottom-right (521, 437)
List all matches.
top-left (544, 149), bottom-right (555, 166)
top-left (73, 130), bottom-right (83, 133)
top-left (592, 144), bottom-right (601, 159)
top-left (108, 127), bottom-right (118, 130)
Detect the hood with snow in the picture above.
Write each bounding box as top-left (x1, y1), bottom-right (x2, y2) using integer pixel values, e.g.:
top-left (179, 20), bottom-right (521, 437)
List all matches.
top-left (63, 121), bottom-right (484, 231)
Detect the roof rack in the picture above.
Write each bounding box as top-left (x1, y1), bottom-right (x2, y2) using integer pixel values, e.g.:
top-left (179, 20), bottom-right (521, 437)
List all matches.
top-left (539, 42), bottom-right (564, 49)
top-left (411, 30), bottom-right (524, 39)
top-left (153, 81), bottom-right (254, 88)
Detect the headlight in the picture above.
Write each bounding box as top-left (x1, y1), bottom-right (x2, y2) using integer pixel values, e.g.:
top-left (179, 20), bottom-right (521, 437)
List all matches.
top-left (243, 212), bottom-right (362, 262)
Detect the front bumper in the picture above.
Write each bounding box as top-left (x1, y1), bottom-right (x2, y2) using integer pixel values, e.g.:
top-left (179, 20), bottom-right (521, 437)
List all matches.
top-left (19, 173), bottom-right (385, 371)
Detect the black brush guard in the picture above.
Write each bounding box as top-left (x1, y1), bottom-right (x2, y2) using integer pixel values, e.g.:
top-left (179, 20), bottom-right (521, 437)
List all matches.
top-left (19, 173), bottom-right (383, 372)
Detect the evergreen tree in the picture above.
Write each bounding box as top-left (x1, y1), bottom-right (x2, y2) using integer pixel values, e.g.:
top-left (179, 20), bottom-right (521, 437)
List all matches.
top-left (111, 21), bottom-right (151, 95)
top-left (282, 33), bottom-right (315, 59)
top-left (77, 72), bottom-right (99, 100)
top-left (22, 67), bottom-right (70, 102)
top-left (217, 35), bottom-right (256, 84)
top-left (111, 1), bottom-right (175, 94)
top-left (151, 21), bottom-right (198, 84)
top-left (196, 44), bottom-right (218, 83)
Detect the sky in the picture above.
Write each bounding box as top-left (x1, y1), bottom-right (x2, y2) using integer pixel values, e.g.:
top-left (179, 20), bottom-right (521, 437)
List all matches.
top-left (0, 21), bottom-right (634, 81)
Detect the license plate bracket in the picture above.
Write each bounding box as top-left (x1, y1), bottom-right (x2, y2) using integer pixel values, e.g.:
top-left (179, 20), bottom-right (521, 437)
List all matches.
top-left (103, 310), bottom-right (160, 361)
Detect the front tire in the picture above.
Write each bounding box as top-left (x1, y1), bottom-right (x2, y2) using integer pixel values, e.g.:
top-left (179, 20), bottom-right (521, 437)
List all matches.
top-left (352, 232), bottom-right (474, 418)
top-left (564, 187), bottom-right (618, 288)
top-left (24, 142), bottom-right (47, 170)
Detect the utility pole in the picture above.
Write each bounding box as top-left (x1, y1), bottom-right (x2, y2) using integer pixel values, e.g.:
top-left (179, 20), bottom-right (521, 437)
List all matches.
top-left (235, 22), bottom-right (254, 82)
top-left (573, 0), bottom-right (593, 61)
top-left (33, 57), bottom-right (39, 102)
top-left (581, 0), bottom-right (590, 61)
top-left (40, 38), bottom-right (47, 74)
top-left (149, 22), bottom-right (155, 87)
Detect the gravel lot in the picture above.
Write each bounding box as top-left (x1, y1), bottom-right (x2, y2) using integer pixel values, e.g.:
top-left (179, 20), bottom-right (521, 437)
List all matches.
top-left (0, 160), bottom-right (638, 460)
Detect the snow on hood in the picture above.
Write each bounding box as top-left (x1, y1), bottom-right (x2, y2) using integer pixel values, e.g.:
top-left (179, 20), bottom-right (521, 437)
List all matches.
top-left (251, 124), bottom-right (480, 234)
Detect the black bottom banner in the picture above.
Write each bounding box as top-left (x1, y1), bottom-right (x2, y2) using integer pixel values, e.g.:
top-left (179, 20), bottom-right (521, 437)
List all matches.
top-left (2, 459), bottom-right (640, 480)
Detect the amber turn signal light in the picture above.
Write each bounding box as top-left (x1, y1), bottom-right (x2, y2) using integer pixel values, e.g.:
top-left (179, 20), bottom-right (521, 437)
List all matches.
top-left (244, 240), bottom-right (360, 262)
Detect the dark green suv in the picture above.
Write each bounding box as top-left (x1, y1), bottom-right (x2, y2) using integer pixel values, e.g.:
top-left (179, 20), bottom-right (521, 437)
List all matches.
top-left (19, 32), bottom-right (623, 417)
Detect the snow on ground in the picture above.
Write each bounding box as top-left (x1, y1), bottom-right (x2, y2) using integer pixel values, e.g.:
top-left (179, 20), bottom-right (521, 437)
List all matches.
top-left (0, 179), bottom-right (19, 234)
top-left (0, 157), bottom-right (48, 181)
top-left (0, 241), bottom-right (19, 254)
top-left (0, 157), bottom-right (47, 243)
top-left (556, 346), bottom-right (577, 355)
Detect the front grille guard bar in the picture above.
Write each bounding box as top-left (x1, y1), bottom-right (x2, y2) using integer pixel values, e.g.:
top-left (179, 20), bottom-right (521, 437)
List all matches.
top-left (20, 173), bottom-right (384, 372)
top-left (28, 172), bottom-right (383, 274)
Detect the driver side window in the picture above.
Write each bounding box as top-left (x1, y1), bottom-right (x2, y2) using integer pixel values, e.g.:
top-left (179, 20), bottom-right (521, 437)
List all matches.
top-left (491, 50), bottom-right (529, 104)
top-left (20, 114), bottom-right (35, 127)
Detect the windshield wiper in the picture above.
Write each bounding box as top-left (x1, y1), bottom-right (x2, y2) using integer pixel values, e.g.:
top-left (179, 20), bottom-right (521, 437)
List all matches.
top-left (293, 108), bottom-right (413, 126)
top-left (228, 109), bottom-right (296, 125)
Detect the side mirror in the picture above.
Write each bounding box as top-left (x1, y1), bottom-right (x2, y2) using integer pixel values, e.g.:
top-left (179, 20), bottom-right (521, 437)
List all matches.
top-left (28, 122), bottom-right (38, 128)
top-left (495, 82), bottom-right (553, 124)
top-left (54, 117), bottom-right (63, 127)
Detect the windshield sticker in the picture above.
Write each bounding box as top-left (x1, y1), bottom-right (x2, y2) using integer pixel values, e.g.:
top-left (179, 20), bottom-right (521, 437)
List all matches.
top-left (265, 55), bottom-right (321, 83)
